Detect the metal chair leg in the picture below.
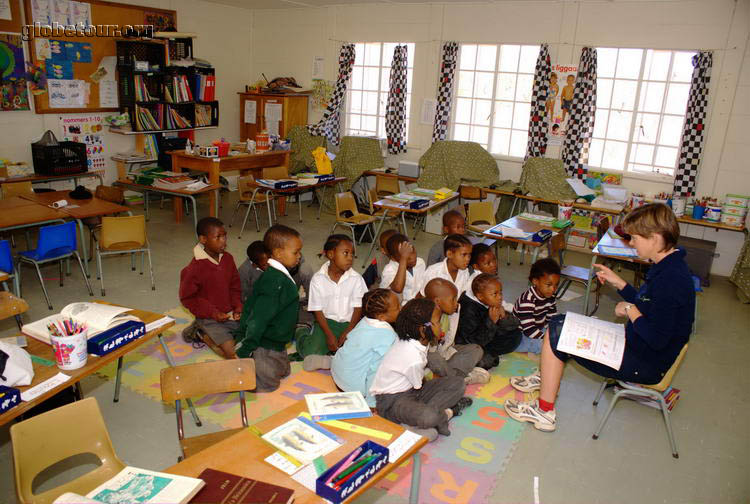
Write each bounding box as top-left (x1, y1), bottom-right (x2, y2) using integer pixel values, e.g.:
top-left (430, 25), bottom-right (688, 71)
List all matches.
top-left (131, 252), bottom-right (136, 271)
top-left (32, 262), bottom-right (52, 310)
top-left (592, 387), bottom-right (624, 440)
top-left (96, 249), bottom-right (104, 296)
top-left (73, 251), bottom-right (94, 296)
top-left (239, 203), bottom-right (252, 238)
top-left (349, 225), bottom-right (357, 256)
top-left (59, 260), bottom-right (64, 287)
top-left (146, 248), bottom-right (155, 291)
top-left (592, 379), bottom-right (608, 405)
top-left (658, 395), bottom-right (679, 458)
top-left (252, 204), bottom-right (260, 232)
top-left (229, 201), bottom-right (241, 227)
top-left (140, 251), bottom-right (144, 275)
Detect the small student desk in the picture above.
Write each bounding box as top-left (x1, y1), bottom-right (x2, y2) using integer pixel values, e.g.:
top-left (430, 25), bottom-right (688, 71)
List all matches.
top-left (0, 303), bottom-right (196, 427)
top-left (165, 400), bottom-right (429, 504)
top-left (482, 215), bottom-right (573, 266)
top-left (0, 171), bottom-right (105, 193)
top-left (257, 176), bottom-right (347, 222)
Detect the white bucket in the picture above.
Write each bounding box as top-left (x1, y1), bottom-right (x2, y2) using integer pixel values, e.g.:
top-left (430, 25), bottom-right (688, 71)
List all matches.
top-left (557, 200), bottom-right (574, 221)
top-left (50, 329), bottom-right (88, 370)
top-left (671, 197), bottom-right (686, 217)
top-left (704, 205), bottom-right (722, 222)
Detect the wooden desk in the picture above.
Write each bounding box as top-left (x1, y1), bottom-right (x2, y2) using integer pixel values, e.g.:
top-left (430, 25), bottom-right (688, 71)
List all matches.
top-left (21, 191), bottom-right (131, 276)
top-left (0, 201), bottom-right (66, 232)
top-left (0, 196), bottom-right (39, 210)
top-left (0, 171), bottom-right (104, 190)
top-left (482, 215), bottom-right (573, 266)
top-left (260, 176), bottom-right (347, 222)
top-left (170, 150), bottom-right (291, 223)
top-left (0, 304), bottom-right (176, 426)
top-left (363, 169), bottom-right (419, 184)
top-left (166, 401), bottom-right (428, 504)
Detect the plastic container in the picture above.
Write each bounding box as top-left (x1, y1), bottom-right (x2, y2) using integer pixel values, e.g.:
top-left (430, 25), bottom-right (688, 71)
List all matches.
top-left (725, 194), bottom-right (750, 208)
top-left (31, 141), bottom-right (87, 176)
top-left (255, 131), bottom-right (270, 152)
top-left (692, 205), bottom-right (706, 220)
top-left (557, 200), bottom-right (574, 221)
top-left (212, 140), bottom-right (230, 157)
top-left (720, 214), bottom-right (744, 227)
top-left (671, 197), bottom-right (686, 217)
top-left (704, 205), bottom-right (721, 222)
top-left (722, 204), bottom-right (748, 217)
top-left (316, 441), bottom-right (389, 504)
top-left (50, 328), bottom-right (89, 370)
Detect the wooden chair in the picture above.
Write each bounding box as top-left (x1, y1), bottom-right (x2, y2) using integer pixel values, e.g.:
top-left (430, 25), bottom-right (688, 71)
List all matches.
top-left (10, 398), bottom-right (127, 504)
top-left (466, 201), bottom-right (496, 234)
top-left (331, 192), bottom-right (377, 255)
top-left (592, 344), bottom-right (689, 458)
top-left (1, 181), bottom-right (34, 199)
top-left (95, 215), bottom-right (155, 296)
top-left (161, 359), bottom-right (256, 461)
top-left (230, 175), bottom-right (275, 236)
top-left (367, 188), bottom-right (405, 234)
top-left (375, 174), bottom-right (400, 197)
top-left (83, 185), bottom-right (125, 260)
top-left (459, 185), bottom-right (486, 206)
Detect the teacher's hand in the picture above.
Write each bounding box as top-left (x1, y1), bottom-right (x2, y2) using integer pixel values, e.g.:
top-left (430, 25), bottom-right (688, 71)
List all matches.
top-left (593, 264), bottom-right (627, 290)
top-left (615, 301), bottom-right (629, 317)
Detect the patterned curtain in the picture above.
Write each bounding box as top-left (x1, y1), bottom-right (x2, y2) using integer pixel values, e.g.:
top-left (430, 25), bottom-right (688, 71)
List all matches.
top-left (432, 41), bottom-right (459, 143)
top-left (385, 45), bottom-right (408, 154)
top-left (561, 47), bottom-right (597, 179)
top-left (307, 44), bottom-right (355, 146)
top-left (673, 51), bottom-right (712, 197)
top-left (525, 43), bottom-right (552, 160)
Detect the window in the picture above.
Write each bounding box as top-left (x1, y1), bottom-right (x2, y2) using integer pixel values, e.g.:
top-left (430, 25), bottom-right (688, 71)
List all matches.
top-left (345, 42), bottom-right (415, 141)
top-left (590, 48), bottom-right (696, 177)
top-left (451, 44), bottom-right (540, 158)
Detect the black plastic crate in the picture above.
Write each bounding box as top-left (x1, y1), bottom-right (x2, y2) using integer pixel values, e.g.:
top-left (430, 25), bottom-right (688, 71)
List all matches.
top-left (31, 141), bottom-right (87, 176)
top-left (156, 135), bottom-right (188, 169)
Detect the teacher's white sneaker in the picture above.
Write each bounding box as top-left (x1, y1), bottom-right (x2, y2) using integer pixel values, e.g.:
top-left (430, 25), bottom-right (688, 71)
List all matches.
top-left (504, 399), bottom-right (556, 432)
top-left (510, 369), bottom-right (541, 393)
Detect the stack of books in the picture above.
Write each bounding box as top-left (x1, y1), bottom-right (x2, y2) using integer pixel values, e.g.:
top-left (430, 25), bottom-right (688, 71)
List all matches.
top-left (164, 75), bottom-right (194, 103)
top-left (192, 73), bottom-right (216, 101)
top-left (135, 104), bottom-right (163, 131)
top-left (165, 107), bottom-right (192, 129)
top-left (195, 104), bottom-right (212, 127)
top-left (134, 75), bottom-right (156, 102)
top-left (153, 175), bottom-right (196, 190)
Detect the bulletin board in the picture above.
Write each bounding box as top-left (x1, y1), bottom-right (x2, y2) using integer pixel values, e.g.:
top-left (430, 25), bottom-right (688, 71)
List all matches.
top-left (22, 0), bottom-right (176, 114)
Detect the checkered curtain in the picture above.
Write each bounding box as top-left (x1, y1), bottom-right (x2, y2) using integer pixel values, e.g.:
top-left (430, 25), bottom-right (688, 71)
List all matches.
top-left (561, 47), bottom-right (597, 179)
top-left (307, 44), bottom-right (355, 146)
top-left (673, 51), bottom-right (712, 197)
top-left (385, 45), bottom-right (408, 154)
top-left (432, 41), bottom-right (459, 143)
top-left (525, 43), bottom-right (552, 160)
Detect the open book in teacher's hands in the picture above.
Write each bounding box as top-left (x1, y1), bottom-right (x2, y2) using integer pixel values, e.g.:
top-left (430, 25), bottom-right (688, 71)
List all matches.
top-left (555, 312), bottom-right (626, 370)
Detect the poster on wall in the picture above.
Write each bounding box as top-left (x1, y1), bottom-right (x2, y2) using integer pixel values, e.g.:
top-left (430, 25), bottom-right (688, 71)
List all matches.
top-left (546, 63), bottom-right (577, 145)
top-left (59, 114), bottom-right (107, 171)
top-left (0, 34), bottom-right (31, 111)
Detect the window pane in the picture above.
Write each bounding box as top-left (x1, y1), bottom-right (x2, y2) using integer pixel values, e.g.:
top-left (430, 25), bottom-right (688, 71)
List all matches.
top-left (655, 146), bottom-right (678, 167)
top-left (615, 48), bottom-right (643, 79)
top-left (632, 143), bottom-right (654, 164)
top-left (597, 48), bottom-right (618, 78)
top-left (606, 110), bottom-right (632, 141)
top-left (382, 43), bottom-right (396, 67)
top-left (659, 115), bottom-right (684, 146)
top-left (589, 138), bottom-right (605, 166)
top-left (509, 130), bottom-right (528, 157)
top-left (457, 71), bottom-right (475, 98)
top-left (611, 80), bottom-right (638, 110)
top-left (602, 140), bottom-right (627, 170)
top-left (362, 91), bottom-right (378, 114)
top-left (354, 43), bottom-right (365, 65)
top-left (512, 102), bottom-right (530, 129)
top-left (406, 43), bottom-right (415, 68)
top-left (640, 81), bottom-right (665, 113)
top-left (350, 91), bottom-right (362, 114)
top-left (490, 128), bottom-right (511, 155)
top-left (476, 45), bottom-right (497, 71)
top-left (454, 123), bottom-right (470, 141)
top-left (519, 45), bottom-right (539, 73)
top-left (499, 45), bottom-right (520, 72)
top-left (348, 114), bottom-right (361, 131)
top-left (494, 101), bottom-right (513, 128)
top-left (473, 99), bottom-right (492, 126)
top-left (378, 92), bottom-right (388, 115)
top-left (496, 73), bottom-right (516, 100)
top-left (460, 44), bottom-right (477, 70)
top-left (364, 43), bottom-right (381, 66)
top-left (474, 72), bottom-right (494, 99)
top-left (635, 113), bottom-right (660, 143)
top-left (515, 74), bottom-right (533, 102)
top-left (644, 50), bottom-right (670, 81)
top-left (671, 52), bottom-right (695, 82)
top-left (631, 163), bottom-right (655, 174)
top-left (351, 66), bottom-right (363, 90)
top-left (362, 115), bottom-right (377, 132)
top-left (455, 98), bottom-right (473, 123)
top-left (597, 78), bottom-right (614, 109)
top-left (593, 109), bottom-right (610, 138)
top-left (380, 69), bottom-right (390, 92)
top-left (665, 83), bottom-right (690, 114)
top-left (471, 125), bottom-right (489, 146)
top-left (363, 67), bottom-right (379, 91)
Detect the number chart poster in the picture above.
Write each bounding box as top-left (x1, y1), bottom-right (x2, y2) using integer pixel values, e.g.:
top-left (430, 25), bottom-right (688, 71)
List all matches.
top-left (0, 34), bottom-right (31, 111)
top-left (59, 114), bottom-right (107, 171)
top-left (546, 63), bottom-right (577, 145)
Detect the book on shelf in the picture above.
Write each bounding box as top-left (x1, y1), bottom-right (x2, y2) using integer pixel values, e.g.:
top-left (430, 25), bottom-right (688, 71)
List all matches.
top-left (135, 104), bottom-right (163, 131)
top-left (195, 104), bottom-right (212, 127)
top-left (133, 75), bottom-right (156, 102)
top-left (52, 466), bottom-right (204, 504)
top-left (305, 391), bottom-right (372, 421)
top-left (555, 312), bottom-right (626, 370)
top-left (190, 468), bottom-right (294, 504)
top-left (166, 107), bottom-right (192, 129)
top-left (261, 416), bottom-right (343, 464)
top-left (22, 302), bottom-right (140, 345)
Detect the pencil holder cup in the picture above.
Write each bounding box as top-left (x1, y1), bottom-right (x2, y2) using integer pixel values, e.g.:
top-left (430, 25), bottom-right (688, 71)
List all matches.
top-left (50, 328), bottom-right (88, 370)
top-left (692, 205), bottom-right (705, 220)
top-left (557, 200), bottom-right (574, 221)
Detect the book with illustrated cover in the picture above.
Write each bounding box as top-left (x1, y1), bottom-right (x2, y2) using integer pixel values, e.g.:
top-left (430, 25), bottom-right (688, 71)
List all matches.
top-left (262, 416), bottom-right (342, 464)
top-left (556, 312), bottom-right (626, 370)
top-left (305, 391), bottom-right (372, 422)
top-left (190, 468), bottom-right (294, 504)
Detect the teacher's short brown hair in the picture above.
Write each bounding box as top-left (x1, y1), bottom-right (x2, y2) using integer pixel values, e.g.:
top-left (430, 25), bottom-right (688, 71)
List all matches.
top-left (622, 203), bottom-right (679, 252)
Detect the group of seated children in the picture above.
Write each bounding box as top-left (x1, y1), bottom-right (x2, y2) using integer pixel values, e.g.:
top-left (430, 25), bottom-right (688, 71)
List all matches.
top-left (179, 210), bottom-right (562, 439)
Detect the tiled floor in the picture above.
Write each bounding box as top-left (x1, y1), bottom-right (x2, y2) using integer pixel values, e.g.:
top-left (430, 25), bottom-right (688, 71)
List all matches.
top-left (1, 194), bottom-right (748, 503)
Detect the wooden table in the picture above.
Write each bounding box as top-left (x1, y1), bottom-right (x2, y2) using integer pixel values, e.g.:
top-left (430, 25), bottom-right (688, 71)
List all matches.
top-left (0, 171), bottom-right (104, 191)
top-left (482, 215), bottom-right (573, 266)
top-left (259, 176), bottom-right (347, 222)
top-left (482, 186), bottom-right (625, 218)
top-left (114, 179), bottom-right (221, 232)
top-left (0, 303), bottom-right (180, 426)
top-left (170, 150), bottom-right (291, 223)
top-left (676, 215), bottom-right (746, 233)
top-left (363, 169), bottom-right (419, 184)
top-left (21, 191), bottom-right (131, 276)
top-left (166, 401), bottom-right (428, 504)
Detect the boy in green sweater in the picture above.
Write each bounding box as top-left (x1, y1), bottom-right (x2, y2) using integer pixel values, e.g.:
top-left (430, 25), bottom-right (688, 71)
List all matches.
top-left (235, 224), bottom-right (303, 392)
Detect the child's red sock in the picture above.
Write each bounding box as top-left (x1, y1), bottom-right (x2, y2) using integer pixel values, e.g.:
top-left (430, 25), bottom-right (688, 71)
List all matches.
top-left (538, 398), bottom-right (555, 412)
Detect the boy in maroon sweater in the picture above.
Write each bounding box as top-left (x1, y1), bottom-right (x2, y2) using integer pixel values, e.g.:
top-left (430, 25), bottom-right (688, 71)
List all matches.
top-left (180, 217), bottom-right (242, 359)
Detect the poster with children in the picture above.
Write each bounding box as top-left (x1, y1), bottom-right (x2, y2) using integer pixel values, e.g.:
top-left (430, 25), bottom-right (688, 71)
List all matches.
top-left (546, 63), bottom-right (577, 145)
top-left (59, 114), bottom-right (107, 171)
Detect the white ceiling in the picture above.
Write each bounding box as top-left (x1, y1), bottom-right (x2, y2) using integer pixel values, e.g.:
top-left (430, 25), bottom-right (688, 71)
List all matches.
top-left (201, 0), bottom-right (516, 10)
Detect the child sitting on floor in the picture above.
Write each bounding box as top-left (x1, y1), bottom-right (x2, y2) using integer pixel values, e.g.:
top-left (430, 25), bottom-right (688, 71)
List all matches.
top-left (456, 273), bottom-right (522, 369)
top-left (423, 278), bottom-right (488, 385)
top-left (421, 234), bottom-right (473, 297)
top-left (298, 234), bottom-right (368, 358)
top-left (179, 217), bottom-right (242, 359)
top-left (238, 240), bottom-right (269, 303)
top-left (370, 298), bottom-right (473, 439)
top-left (304, 288), bottom-right (401, 407)
top-left (467, 243), bottom-right (498, 293)
top-left (512, 258), bottom-right (561, 354)
top-left (235, 224), bottom-right (303, 392)
top-left (427, 210), bottom-right (467, 266)
top-left (380, 233), bottom-right (426, 304)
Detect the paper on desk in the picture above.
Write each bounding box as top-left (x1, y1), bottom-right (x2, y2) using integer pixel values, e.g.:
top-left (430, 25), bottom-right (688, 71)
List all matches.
top-left (265, 451), bottom-right (302, 475)
top-left (500, 226), bottom-right (533, 239)
top-left (566, 178), bottom-right (596, 197)
top-left (21, 372), bottom-right (71, 402)
top-left (388, 429), bottom-right (423, 463)
top-left (291, 463), bottom-right (318, 491)
top-left (145, 316), bottom-right (174, 333)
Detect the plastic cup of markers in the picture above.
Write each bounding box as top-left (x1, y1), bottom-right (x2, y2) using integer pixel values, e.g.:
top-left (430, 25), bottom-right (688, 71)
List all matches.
top-left (50, 328), bottom-right (88, 370)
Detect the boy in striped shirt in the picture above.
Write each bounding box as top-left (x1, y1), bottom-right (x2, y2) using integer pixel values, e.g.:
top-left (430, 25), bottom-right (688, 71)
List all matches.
top-left (512, 258), bottom-right (561, 354)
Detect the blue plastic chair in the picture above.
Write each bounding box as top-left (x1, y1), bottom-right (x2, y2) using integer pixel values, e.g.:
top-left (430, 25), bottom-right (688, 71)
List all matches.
top-left (0, 239), bottom-right (20, 297)
top-left (18, 221), bottom-right (92, 310)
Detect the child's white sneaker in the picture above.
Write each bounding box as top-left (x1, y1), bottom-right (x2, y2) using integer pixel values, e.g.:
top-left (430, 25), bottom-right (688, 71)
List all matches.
top-left (302, 354), bottom-right (332, 372)
top-left (510, 369), bottom-right (541, 393)
top-left (465, 367), bottom-right (491, 385)
top-left (504, 399), bottom-right (556, 432)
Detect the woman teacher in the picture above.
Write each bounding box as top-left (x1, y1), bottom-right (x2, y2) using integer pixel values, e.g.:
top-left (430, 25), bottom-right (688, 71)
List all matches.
top-left (504, 203), bottom-right (695, 431)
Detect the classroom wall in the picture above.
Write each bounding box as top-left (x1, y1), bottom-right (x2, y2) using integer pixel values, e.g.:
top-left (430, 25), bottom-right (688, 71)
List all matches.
top-left (250, 0), bottom-right (750, 276)
top-left (0, 0), bottom-right (252, 184)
